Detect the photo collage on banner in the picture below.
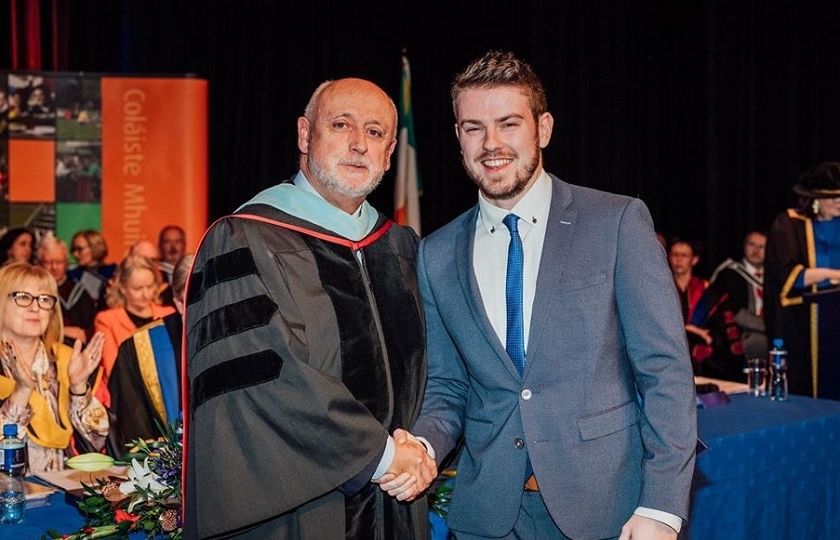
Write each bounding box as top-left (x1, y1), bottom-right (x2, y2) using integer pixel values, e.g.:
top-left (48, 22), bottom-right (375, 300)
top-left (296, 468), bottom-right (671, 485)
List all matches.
top-left (0, 72), bottom-right (208, 267)
top-left (0, 72), bottom-right (104, 264)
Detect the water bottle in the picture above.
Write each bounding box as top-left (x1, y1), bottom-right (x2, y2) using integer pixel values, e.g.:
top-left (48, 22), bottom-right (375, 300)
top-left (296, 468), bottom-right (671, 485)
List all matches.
top-left (0, 424), bottom-right (26, 524)
top-left (768, 338), bottom-right (788, 401)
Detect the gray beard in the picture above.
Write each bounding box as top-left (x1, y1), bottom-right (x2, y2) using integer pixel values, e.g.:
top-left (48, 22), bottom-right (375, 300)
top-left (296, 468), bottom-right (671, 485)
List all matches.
top-left (308, 154), bottom-right (383, 199)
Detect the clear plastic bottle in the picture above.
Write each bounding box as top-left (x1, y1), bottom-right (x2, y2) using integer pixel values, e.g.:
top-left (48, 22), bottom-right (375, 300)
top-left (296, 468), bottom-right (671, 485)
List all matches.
top-left (768, 338), bottom-right (788, 402)
top-left (0, 424), bottom-right (26, 524)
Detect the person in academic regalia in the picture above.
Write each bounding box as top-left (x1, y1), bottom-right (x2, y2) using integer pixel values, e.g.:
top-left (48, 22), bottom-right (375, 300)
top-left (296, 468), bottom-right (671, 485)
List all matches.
top-left (183, 78), bottom-right (435, 540)
top-left (67, 229), bottom-right (116, 312)
top-left (107, 254), bottom-right (193, 455)
top-left (766, 161), bottom-right (840, 399)
top-left (38, 236), bottom-right (96, 347)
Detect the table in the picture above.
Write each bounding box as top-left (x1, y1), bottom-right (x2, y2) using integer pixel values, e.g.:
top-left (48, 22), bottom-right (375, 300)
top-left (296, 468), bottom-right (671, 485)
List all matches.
top-left (5, 490), bottom-right (86, 539)
top-left (14, 394), bottom-right (840, 540)
top-left (695, 375), bottom-right (749, 395)
top-left (683, 393), bottom-right (840, 539)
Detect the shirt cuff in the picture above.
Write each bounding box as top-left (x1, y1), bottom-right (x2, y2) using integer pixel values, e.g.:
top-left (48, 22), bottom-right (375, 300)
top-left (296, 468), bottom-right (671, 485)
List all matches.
top-left (414, 436), bottom-right (436, 460)
top-left (371, 435), bottom-right (395, 480)
top-left (634, 507), bottom-right (682, 533)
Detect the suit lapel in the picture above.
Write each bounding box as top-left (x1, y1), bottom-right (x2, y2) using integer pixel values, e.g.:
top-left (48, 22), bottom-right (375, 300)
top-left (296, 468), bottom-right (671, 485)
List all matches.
top-left (526, 176), bottom-right (575, 374)
top-left (455, 207), bottom-right (521, 380)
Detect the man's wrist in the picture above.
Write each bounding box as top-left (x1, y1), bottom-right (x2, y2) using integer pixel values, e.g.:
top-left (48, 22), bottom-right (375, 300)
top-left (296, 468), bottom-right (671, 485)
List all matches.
top-left (371, 435), bottom-right (395, 480)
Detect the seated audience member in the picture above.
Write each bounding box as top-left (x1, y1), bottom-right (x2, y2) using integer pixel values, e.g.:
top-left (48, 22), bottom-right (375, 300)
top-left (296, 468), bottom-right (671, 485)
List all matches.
top-left (0, 263), bottom-right (108, 472)
top-left (0, 227), bottom-right (35, 266)
top-left (67, 229), bottom-right (117, 311)
top-left (93, 255), bottom-right (176, 408)
top-left (667, 237), bottom-right (711, 371)
top-left (690, 231), bottom-right (768, 381)
top-left (157, 225), bottom-right (186, 282)
top-left (129, 240), bottom-right (175, 307)
top-left (668, 237), bottom-right (709, 323)
top-left (39, 236), bottom-right (96, 347)
top-left (107, 254), bottom-right (192, 454)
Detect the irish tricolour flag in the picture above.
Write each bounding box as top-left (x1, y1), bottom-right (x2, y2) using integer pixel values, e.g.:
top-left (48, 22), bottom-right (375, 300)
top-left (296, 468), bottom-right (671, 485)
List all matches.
top-left (394, 54), bottom-right (422, 235)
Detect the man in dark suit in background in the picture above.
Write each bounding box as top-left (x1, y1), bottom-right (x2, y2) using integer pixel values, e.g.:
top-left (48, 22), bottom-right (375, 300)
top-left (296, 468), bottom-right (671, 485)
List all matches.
top-left (381, 51), bottom-right (696, 540)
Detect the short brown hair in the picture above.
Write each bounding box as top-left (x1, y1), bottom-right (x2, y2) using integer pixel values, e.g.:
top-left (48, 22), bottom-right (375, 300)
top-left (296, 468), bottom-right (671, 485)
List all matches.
top-left (451, 51), bottom-right (548, 122)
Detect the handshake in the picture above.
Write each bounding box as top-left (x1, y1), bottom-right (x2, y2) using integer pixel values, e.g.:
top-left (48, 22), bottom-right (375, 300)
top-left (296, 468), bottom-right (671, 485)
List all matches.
top-left (373, 428), bottom-right (438, 502)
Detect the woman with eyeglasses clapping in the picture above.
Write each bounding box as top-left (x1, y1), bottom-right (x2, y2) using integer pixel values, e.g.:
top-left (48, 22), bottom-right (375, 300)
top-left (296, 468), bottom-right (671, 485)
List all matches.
top-left (0, 263), bottom-right (108, 472)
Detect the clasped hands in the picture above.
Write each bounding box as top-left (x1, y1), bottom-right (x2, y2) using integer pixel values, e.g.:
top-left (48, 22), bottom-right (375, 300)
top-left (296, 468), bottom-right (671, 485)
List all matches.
top-left (1, 332), bottom-right (104, 396)
top-left (373, 428), bottom-right (437, 501)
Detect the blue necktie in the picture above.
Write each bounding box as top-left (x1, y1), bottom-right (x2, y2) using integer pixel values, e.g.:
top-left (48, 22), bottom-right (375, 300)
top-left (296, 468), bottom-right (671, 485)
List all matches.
top-left (503, 214), bottom-right (533, 480)
top-left (503, 214), bottom-right (526, 376)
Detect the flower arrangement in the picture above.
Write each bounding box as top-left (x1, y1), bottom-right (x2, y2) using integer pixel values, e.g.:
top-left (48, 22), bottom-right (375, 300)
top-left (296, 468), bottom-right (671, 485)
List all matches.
top-left (42, 421), bottom-right (183, 540)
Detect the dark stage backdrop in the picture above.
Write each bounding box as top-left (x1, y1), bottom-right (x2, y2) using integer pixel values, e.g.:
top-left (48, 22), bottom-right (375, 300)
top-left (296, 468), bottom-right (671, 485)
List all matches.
top-left (3, 0), bottom-right (839, 276)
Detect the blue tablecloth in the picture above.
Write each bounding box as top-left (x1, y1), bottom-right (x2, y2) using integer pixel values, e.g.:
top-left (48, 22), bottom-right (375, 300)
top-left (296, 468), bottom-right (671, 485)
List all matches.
top-left (2, 491), bottom-right (85, 539)
top-left (11, 394), bottom-right (840, 539)
top-left (683, 393), bottom-right (840, 540)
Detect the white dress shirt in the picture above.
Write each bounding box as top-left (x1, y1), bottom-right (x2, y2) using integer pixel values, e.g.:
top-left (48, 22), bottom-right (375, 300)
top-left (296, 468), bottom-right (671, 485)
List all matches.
top-left (743, 259), bottom-right (764, 315)
top-left (473, 171), bottom-right (551, 351)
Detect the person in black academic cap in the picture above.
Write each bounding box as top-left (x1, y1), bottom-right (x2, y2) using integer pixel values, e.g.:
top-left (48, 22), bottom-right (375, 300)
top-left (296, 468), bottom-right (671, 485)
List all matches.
top-left (765, 161), bottom-right (840, 399)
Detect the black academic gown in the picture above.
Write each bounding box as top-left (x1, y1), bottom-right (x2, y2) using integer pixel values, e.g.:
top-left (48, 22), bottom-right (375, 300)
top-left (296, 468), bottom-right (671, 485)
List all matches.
top-left (107, 312), bottom-right (182, 455)
top-left (766, 209), bottom-right (818, 396)
top-left (183, 202), bottom-right (428, 540)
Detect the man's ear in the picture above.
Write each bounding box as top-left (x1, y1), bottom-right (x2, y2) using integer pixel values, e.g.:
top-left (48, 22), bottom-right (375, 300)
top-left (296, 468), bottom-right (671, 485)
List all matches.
top-left (383, 137), bottom-right (397, 171)
top-left (297, 116), bottom-right (310, 154)
top-left (538, 112), bottom-right (554, 149)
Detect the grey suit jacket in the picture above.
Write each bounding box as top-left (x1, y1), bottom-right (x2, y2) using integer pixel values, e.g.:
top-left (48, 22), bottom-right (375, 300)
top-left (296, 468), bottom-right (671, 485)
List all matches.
top-left (413, 175), bottom-right (697, 540)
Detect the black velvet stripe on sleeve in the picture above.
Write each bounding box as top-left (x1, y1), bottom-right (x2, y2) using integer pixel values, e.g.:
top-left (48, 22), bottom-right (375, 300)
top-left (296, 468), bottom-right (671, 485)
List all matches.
top-left (191, 295), bottom-right (278, 354)
top-left (191, 349), bottom-right (284, 409)
top-left (187, 247), bottom-right (258, 306)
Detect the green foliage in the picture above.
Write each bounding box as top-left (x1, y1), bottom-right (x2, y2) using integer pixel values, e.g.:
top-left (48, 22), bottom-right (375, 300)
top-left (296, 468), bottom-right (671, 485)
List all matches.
top-left (52, 421), bottom-right (183, 540)
top-left (428, 478), bottom-right (454, 519)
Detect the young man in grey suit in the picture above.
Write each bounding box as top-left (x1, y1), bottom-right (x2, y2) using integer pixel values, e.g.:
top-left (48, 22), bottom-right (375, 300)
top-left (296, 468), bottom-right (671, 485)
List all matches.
top-left (380, 51), bottom-right (697, 539)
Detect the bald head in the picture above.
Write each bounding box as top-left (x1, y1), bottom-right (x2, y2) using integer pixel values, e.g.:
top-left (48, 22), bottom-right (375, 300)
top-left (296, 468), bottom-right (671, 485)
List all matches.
top-left (130, 240), bottom-right (160, 261)
top-left (304, 78), bottom-right (397, 128)
top-left (297, 78), bottom-right (398, 214)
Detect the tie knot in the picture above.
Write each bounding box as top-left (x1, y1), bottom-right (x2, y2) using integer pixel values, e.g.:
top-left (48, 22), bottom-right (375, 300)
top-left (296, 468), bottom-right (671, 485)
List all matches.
top-left (503, 214), bottom-right (520, 234)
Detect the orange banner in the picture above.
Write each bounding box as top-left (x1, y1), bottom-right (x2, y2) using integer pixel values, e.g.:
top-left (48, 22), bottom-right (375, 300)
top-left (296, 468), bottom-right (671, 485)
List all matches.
top-left (101, 77), bottom-right (208, 259)
top-left (8, 139), bottom-right (55, 202)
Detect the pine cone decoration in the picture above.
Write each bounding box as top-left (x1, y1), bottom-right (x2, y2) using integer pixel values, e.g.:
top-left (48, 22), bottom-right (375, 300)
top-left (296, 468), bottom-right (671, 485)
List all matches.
top-left (159, 509), bottom-right (179, 532)
top-left (102, 480), bottom-right (129, 502)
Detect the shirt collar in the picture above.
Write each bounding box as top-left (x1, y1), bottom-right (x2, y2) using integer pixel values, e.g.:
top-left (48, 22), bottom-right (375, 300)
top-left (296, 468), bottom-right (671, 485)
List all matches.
top-left (477, 169), bottom-right (552, 235)
top-left (743, 259), bottom-right (763, 276)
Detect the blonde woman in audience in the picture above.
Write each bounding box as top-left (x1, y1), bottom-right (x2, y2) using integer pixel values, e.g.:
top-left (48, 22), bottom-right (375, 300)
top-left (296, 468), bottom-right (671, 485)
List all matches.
top-left (0, 263), bottom-right (108, 472)
top-left (92, 255), bottom-right (175, 408)
top-left (108, 254), bottom-right (193, 454)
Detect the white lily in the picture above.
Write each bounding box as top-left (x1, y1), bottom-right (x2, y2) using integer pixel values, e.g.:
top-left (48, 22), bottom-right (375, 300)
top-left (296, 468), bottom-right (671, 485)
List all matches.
top-left (119, 457), bottom-right (168, 511)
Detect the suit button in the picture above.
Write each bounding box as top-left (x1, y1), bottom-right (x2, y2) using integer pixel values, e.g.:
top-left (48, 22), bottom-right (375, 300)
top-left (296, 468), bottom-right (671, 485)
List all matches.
top-left (514, 438), bottom-right (525, 449)
top-left (521, 389), bottom-right (532, 400)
